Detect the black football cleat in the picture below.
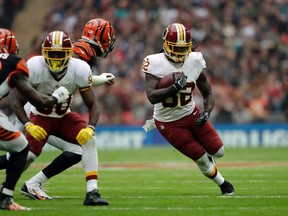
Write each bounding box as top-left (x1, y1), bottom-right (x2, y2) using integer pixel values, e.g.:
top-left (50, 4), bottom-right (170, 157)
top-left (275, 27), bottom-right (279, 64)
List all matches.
top-left (83, 189), bottom-right (109, 206)
top-left (219, 180), bottom-right (235, 195)
top-left (0, 195), bottom-right (29, 210)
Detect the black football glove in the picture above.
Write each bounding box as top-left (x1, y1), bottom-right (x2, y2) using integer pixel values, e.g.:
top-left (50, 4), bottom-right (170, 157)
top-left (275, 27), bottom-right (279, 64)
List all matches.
top-left (196, 111), bottom-right (210, 126)
top-left (173, 72), bottom-right (187, 91)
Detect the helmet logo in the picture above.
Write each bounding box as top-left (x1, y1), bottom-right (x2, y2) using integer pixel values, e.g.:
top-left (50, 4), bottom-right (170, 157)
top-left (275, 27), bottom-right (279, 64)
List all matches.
top-left (88, 29), bottom-right (94, 34)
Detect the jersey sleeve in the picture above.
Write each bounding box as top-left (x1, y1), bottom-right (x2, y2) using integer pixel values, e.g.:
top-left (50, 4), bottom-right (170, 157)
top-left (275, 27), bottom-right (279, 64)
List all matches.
top-left (142, 54), bottom-right (162, 78)
top-left (195, 52), bottom-right (206, 71)
top-left (73, 59), bottom-right (93, 92)
top-left (7, 57), bottom-right (29, 87)
top-left (26, 56), bottom-right (44, 86)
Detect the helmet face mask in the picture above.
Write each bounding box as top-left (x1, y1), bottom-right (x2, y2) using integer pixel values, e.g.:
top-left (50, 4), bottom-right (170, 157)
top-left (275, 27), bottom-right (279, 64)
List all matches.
top-left (81, 18), bottom-right (115, 58)
top-left (42, 31), bottom-right (73, 73)
top-left (0, 28), bottom-right (19, 55)
top-left (162, 23), bottom-right (192, 63)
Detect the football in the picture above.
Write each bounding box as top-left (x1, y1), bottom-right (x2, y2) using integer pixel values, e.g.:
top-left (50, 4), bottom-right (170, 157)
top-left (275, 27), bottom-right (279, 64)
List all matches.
top-left (157, 72), bottom-right (183, 89)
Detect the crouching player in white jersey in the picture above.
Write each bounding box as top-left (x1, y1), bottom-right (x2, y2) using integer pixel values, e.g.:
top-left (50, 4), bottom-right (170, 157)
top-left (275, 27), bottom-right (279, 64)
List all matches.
top-left (0, 19), bottom-right (116, 206)
top-left (0, 28), bottom-right (69, 210)
top-left (142, 23), bottom-right (235, 195)
top-left (13, 31), bottom-right (109, 205)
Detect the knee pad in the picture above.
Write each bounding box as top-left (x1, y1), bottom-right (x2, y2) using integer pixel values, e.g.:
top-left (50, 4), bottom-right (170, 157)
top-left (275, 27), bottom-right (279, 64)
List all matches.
top-left (212, 146), bottom-right (224, 158)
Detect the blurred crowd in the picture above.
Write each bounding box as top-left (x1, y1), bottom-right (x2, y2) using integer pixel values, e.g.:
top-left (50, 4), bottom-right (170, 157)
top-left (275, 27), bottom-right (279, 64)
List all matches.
top-left (2, 0), bottom-right (288, 125)
top-left (0, 0), bottom-right (24, 29)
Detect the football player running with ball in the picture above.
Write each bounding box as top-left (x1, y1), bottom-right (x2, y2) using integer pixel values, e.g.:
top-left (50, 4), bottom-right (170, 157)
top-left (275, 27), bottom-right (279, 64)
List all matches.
top-left (0, 28), bottom-right (69, 210)
top-left (142, 23), bottom-right (235, 195)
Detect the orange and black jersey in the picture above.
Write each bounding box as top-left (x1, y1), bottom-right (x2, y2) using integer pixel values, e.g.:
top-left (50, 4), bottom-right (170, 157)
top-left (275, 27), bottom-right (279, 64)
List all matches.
top-left (0, 53), bottom-right (29, 99)
top-left (73, 39), bottom-right (98, 69)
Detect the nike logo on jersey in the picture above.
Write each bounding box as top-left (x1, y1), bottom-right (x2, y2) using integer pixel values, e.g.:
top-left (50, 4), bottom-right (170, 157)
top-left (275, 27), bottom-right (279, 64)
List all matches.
top-left (193, 111), bottom-right (197, 115)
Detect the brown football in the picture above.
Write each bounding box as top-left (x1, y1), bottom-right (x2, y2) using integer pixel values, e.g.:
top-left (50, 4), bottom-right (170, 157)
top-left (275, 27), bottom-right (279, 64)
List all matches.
top-left (157, 72), bottom-right (183, 88)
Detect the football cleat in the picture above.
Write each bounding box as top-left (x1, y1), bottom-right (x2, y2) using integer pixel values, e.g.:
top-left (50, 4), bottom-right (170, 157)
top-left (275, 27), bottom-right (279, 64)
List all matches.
top-left (20, 182), bottom-right (52, 200)
top-left (0, 195), bottom-right (30, 210)
top-left (83, 189), bottom-right (109, 206)
top-left (219, 180), bottom-right (235, 195)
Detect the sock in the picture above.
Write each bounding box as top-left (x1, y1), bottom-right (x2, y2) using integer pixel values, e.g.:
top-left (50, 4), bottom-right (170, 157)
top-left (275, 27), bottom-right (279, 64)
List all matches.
top-left (81, 136), bottom-right (99, 192)
top-left (1, 188), bottom-right (13, 197)
top-left (195, 153), bottom-right (225, 185)
top-left (41, 151), bottom-right (81, 179)
top-left (86, 180), bottom-right (98, 192)
top-left (212, 172), bottom-right (225, 185)
top-left (27, 171), bottom-right (48, 185)
top-left (0, 154), bottom-right (8, 170)
top-left (4, 146), bottom-right (29, 191)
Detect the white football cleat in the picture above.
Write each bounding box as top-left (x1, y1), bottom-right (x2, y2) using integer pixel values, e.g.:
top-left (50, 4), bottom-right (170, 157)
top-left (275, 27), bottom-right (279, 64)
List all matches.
top-left (20, 181), bottom-right (52, 200)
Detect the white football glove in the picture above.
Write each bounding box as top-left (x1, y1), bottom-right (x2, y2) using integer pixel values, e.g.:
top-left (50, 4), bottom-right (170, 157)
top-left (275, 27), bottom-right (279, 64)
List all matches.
top-left (52, 86), bottom-right (69, 103)
top-left (92, 73), bottom-right (115, 86)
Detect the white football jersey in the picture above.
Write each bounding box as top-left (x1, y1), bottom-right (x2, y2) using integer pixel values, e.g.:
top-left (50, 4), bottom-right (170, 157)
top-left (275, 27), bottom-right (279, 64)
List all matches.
top-left (27, 56), bottom-right (92, 118)
top-left (143, 52), bottom-right (206, 122)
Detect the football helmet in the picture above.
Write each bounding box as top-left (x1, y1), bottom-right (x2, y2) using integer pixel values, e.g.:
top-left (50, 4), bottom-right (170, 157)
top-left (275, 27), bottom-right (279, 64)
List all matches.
top-left (0, 28), bottom-right (19, 55)
top-left (81, 18), bottom-right (115, 58)
top-left (162, 23), bottom-right (192, 63)
top-left (42, 31), bottom-right (73, 73)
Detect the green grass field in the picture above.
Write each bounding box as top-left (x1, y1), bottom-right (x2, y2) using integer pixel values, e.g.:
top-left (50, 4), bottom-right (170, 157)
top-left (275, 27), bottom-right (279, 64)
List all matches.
top-left (0, 146), bottom-right (288, 216)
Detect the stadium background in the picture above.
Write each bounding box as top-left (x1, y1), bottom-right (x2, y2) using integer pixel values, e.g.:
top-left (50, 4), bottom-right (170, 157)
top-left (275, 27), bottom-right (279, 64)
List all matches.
top-left (1, 0), bottom-right (288, 148)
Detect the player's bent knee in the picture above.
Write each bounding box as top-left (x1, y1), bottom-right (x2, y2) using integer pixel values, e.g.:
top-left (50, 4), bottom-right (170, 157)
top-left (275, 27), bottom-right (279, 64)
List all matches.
top-left (63, 151), bottom-right (82, 165)
top-left (47, 136), bottom-right (83, 155)
top-left (20, 145), bottom-right (29, 154)
top-left (212, 146), bottom-right (224, 158)
top-left (81, 136), bottom-right (97, 152)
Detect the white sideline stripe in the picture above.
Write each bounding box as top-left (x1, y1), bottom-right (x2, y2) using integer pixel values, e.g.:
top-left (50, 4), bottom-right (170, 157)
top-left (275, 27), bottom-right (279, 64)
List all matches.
top-left (52, 195), bottom-right (288, 199)
top-left (27, 206), bottom-right (288, 211)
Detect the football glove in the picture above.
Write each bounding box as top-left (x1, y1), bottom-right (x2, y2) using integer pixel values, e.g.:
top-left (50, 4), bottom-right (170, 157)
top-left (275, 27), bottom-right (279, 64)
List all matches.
top-left (25, 122), bottom-right (47, 141)
top-left (173, 72), bottom-right (187, 91)
top-left (52, 86), bottom-right (69, 103)
top-left (196, 111), bottom-right (210, 126)
top-left (92, 73), bottom-right (116, 86)
top-left (76, 127), bottom-right (95, 145)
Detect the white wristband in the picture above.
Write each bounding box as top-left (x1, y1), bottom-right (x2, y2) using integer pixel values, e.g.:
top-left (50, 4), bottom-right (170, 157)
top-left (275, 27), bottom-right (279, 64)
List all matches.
top-left (24, 122), bottom-right (31, 127)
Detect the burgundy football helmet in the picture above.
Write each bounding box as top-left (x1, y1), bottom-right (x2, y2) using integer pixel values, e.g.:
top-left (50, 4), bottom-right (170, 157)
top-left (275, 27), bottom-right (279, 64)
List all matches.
top-left (42, 31), bottom-right (73, 73)
top-left (162, 23), bottom-right (192, 63)
top-left (0, 28), bottom-right (19, 55)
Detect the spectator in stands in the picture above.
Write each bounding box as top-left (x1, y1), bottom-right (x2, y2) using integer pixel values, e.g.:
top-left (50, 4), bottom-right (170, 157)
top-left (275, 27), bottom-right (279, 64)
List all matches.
top-left (7, 0), bottom-right (288, 125)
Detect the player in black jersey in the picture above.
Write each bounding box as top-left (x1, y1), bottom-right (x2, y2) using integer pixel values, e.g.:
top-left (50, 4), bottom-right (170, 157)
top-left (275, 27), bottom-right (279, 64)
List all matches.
top-left (0, 28), bottom-right (69, 210)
